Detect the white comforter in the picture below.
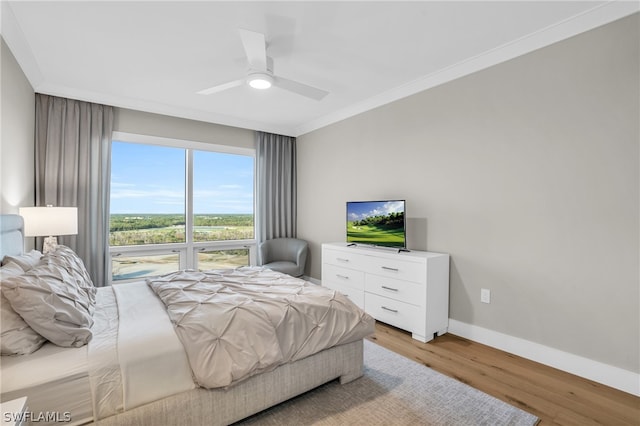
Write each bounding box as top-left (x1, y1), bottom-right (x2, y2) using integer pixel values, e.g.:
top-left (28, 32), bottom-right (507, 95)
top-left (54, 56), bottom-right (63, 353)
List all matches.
top-left (89, 282), bottom-right (195, 420)
top-left (147, 267), bottom-right (375, 389)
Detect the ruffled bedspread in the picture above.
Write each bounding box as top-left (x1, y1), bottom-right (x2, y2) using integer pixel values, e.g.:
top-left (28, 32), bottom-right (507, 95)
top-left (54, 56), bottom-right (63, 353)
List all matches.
top-left (147, 267), bottom-right (375, 389)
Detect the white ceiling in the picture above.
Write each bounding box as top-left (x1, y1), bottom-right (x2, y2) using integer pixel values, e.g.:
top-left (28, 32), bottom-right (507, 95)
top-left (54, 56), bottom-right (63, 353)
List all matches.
top-left (2, 1), bottom-right (638, 137)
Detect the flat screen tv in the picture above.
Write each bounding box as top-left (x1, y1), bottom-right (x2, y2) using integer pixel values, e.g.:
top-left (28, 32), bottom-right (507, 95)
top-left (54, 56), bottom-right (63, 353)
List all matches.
top-left (346, 200), bottom-right (406, 248)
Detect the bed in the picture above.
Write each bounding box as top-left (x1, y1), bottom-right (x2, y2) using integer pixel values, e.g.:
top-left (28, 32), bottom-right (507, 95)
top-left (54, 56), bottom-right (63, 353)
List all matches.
top-left (0, 214), bottom-right (374, 425)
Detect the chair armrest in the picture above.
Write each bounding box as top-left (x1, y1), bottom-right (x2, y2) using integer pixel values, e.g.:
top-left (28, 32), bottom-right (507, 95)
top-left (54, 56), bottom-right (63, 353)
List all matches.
top-left (295, 243), bottom-right (308, 267)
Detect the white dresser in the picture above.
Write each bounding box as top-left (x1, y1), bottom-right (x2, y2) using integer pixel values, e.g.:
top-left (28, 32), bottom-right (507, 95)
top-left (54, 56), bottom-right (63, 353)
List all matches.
top-left (321, 242), bottom-right (449, 342)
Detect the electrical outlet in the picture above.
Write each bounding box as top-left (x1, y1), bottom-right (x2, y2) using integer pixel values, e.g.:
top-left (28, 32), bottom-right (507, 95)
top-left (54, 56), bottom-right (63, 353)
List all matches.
top-left (481, 288), bottom-right (491, 304)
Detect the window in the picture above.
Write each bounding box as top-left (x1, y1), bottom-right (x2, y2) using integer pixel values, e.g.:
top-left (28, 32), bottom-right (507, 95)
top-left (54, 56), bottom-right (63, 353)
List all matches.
top-left (109, 132), bottom-right (255, 283)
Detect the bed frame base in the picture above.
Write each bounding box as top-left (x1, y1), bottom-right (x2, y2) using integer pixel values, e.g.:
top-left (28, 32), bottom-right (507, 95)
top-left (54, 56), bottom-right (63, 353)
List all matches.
top-left (96, 339), bottom-right (364, 426)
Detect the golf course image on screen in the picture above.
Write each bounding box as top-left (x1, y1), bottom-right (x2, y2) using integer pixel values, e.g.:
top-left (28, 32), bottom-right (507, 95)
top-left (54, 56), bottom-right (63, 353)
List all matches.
top-left (346, 200), bottom-right (406, 248)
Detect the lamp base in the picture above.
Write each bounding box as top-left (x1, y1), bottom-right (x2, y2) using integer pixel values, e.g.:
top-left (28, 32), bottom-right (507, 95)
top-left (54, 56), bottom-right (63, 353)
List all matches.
top-left (43, 236), bottom-right (58, 254)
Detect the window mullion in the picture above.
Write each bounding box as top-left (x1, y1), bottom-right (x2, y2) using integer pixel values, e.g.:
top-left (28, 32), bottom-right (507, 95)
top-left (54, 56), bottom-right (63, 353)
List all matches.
top-left (185, 148), bottom-right (194, 269)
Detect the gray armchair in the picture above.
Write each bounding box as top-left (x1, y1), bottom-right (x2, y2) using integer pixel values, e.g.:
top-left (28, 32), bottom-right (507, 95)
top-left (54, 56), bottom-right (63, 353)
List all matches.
top-left (258, 238), bottom-right (308, 277)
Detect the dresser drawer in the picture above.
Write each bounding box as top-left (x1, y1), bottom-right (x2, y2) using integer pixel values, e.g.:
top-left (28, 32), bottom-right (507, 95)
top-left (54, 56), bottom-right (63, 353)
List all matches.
top-left (363, 256), bottom-right (426, 283)
top-left (365, 293), bottom-right (420, 332)
top-left (365, 274), bottom-right (422, 306)
top-left (322, 248), bottom-right (368, 270)
top-left (322, 263), bottom-right (365, 291)
top-left (323, 281), bottom-right (364, 310)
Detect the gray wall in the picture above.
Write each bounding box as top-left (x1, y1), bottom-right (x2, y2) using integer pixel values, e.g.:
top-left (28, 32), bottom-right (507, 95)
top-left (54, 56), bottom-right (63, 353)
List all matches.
top-left (113, 108), bottom-right (254, 149)
top-left (297, 14), bottom-right (639, 373)
top-left (1, 37), bottom-right (35, 218)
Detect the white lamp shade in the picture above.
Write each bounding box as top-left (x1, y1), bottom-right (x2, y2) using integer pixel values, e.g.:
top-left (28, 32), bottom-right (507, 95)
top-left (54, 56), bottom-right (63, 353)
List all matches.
top-left (19, 207), bottom-right (78, 237)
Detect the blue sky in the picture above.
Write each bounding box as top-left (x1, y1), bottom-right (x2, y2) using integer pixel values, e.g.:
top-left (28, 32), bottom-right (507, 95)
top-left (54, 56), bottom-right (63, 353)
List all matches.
top-left (110, 141), bottom-right (254, 214)
top-left (347, 200), bottom-right (405, 221)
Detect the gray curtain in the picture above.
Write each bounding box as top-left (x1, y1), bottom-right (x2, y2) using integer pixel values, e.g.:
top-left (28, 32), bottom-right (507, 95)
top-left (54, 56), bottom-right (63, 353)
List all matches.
top-left (255, 131), bottom-right (297, 242)
top-left (35, 94), bottom-right (113, 287)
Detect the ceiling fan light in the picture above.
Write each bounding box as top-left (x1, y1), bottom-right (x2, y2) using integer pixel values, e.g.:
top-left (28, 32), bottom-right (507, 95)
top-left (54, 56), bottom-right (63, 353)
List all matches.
top-left (247, 73), bottom-right (273, 90)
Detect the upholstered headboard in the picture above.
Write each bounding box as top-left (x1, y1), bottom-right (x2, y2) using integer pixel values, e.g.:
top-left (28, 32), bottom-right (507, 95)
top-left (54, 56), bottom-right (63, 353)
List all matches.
top-left (0, 214), bottom-right (25, 259)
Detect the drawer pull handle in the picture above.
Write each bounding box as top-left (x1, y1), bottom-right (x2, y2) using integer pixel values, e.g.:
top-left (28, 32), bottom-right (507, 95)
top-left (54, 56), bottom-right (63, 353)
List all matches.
top-left (381, 306), bottom-right (398, 313)
top-left (381, 285), bottom-right (398, 292)
top-left (336, 274), bottom-right (350, 280)
top-left (337, 258), bottom-right (350, 262)
top-left (381, 266), bottom-right (399, 272)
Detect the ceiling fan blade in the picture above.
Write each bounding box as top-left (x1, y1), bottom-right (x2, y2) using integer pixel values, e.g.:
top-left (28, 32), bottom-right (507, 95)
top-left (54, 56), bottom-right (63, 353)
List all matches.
top-left (196, 79), bottom-right (244, 95)
top-left (274, 76), bottom-right (329, 101)
top-left (239, 29), bottom-right (268, 72)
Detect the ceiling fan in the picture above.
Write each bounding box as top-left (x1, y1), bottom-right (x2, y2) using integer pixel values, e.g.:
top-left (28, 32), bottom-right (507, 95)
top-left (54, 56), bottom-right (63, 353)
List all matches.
top-left (197, 29), bottom-right (329, 101)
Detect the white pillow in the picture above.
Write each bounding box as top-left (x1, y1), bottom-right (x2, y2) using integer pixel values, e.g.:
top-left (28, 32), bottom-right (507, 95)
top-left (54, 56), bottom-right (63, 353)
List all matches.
top-left (1, 250), bottom-right (43, 272)
top-left (1, 261), bottom-right (47, 355)
top-left (42, 245), bottom-right (94, 289)
top-left (0, 261), bottom-right (23, 278)
top-left (2, 263), bottom-right (96, 348)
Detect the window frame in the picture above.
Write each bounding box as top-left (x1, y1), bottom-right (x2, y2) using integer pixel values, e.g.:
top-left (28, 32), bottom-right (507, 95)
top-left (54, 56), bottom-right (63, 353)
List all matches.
top-left (108, 131), bottom-right (257, 284)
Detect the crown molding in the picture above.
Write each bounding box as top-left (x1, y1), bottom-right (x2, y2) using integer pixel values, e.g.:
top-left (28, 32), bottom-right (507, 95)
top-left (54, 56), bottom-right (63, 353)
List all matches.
top-left (294, 0), bottom-right (640, 136)
top-left (1, 1), bottom-right (45, 89)
top-left (3, 1), bottom-right (638, 138)
top-left (34, 81), bottom-right (297, 136)
top-left (1, 0), bottom-right (297, 136)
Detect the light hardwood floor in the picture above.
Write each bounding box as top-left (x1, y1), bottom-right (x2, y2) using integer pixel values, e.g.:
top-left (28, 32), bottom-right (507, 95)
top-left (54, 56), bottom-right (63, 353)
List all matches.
top-left (368, 322), bottom-right (640, 426)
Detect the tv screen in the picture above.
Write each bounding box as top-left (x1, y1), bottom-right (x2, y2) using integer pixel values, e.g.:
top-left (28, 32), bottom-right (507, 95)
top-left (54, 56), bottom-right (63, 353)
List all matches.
top-left (346, 200), bottom-right (406, 248)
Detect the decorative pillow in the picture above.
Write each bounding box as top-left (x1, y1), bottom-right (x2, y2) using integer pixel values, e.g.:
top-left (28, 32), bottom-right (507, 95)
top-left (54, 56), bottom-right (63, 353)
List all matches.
top-left (1, 262), bottom-right (47, 355)
top-left (1, 262), bottom-right (23, 278)
top-left (1, 250), bottom-right (43, 272)
top-left (2, 263), bottom-right (96, 348)
top-left (40, 245), bottom-right (97, 310)
top-left (42, 245), bottom-right (94, 288)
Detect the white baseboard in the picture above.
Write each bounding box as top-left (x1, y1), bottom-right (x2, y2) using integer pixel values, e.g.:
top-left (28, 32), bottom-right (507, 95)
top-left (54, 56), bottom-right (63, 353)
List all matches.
top-left (304, 275), bottom-right (321, 285)
top-left (448, 319), bottom-right (640, 397)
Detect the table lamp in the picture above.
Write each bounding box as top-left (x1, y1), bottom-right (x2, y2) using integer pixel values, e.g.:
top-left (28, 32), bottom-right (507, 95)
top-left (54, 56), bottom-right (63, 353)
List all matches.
top-left (19, 205), bottom-right (78, 253)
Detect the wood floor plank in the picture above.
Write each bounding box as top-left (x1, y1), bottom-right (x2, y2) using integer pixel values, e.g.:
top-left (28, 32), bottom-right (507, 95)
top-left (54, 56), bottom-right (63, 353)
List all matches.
top-left (367, 321), bottom-right (640, 425)
top-left (420, 340), bottom-right (637, 424)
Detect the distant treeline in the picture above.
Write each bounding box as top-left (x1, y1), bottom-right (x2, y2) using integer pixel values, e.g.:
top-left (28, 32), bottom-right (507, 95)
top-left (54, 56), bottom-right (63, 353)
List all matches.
top-left (350, 212), bottom-right (404, 228)
top-left (110, 214), bottom-right (254, 232)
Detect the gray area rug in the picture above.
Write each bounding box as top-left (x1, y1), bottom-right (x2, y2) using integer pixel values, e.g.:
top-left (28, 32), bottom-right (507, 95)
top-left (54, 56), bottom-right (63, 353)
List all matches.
top-left (237, 340), bottom-right (539, 425)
